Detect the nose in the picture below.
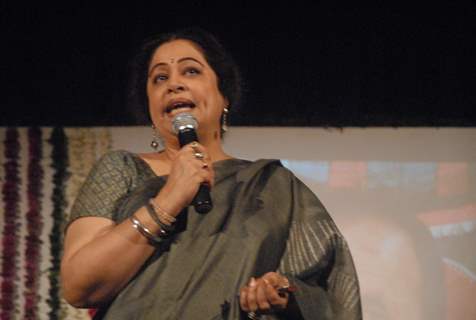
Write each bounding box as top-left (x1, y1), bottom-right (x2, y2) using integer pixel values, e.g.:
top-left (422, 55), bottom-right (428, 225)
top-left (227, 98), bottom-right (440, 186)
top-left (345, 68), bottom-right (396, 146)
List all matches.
top-left (167, 83), bottom-right (186, 93)
top-left (167, 72), bottom-right (187, 94)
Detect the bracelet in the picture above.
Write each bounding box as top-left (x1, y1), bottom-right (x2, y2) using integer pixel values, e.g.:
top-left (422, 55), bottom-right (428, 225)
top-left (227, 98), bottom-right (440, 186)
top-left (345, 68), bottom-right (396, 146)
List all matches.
top-left (129, 214), bottom-right (164, 245)
top-left (144, 202), bottom-right (175, 234)
top-left (149, 198), bottom-right (176, 225)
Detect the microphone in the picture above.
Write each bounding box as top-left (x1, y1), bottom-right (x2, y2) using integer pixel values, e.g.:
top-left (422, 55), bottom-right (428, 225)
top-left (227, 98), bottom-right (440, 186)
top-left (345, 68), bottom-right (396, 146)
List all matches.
top-left (172, 112), bottom-right (213, 214)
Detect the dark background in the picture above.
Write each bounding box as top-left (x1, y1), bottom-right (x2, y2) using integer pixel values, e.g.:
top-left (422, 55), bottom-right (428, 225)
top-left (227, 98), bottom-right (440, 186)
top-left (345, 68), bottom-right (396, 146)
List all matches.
top-left (1, 3), bottom-right (475, 127)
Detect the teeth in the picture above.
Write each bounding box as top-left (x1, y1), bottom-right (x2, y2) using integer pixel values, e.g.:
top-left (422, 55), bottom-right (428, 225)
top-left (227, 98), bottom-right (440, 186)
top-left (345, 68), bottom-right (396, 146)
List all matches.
top-left (167, 102), bottom-right (195, 113)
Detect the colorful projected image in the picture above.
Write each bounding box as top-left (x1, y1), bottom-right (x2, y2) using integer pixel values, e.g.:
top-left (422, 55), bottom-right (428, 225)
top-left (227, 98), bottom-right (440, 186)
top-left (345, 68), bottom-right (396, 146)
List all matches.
top-left (282, 159), bottom-right (476, 320)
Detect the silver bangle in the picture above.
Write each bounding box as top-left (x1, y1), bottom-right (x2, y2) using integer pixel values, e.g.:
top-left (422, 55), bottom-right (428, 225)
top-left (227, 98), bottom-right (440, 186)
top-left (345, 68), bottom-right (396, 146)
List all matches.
top-left (129, 214), bottom-right (163, 245)
top-left (149, 198), bottom-right (176, 225)
top-left (144, 203), bottom-right (174, 235)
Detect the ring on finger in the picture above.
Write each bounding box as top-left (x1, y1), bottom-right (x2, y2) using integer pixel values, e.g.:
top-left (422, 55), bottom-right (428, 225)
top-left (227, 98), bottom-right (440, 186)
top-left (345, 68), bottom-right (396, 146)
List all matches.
top-left (247, 311), bottom-right (261, 320)
top-left (190, 142), bottom-right (200, 153)
top-left (194, 152), bottom-right (205, 160)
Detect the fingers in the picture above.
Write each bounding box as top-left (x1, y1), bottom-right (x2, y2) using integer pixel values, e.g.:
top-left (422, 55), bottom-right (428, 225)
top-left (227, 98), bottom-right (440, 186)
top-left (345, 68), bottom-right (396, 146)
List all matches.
top-left (187, 142), bottom-right (214, 184)
top-left (239, 286), bottom-right (250, 312)
top-left (262, 272), bottom-right (290, 309)
top-left (264, 279), bottom-right (287, 309)
top-left (188, 142), bottom-right (211, 162)
top-left (239, 277), bottom-right (261, 312)
top-left (256, 280), bottom-right (271, 312)
top-left (261, 272), bottom-right (281, 287)
top-left (239, 273), bottom-right (290, 314)
top-left (247, 277), bottom-right (258, 312)
top-left (163, 141), bottom-right (215, 209)
top-left (170, 142), bottom-right (213, 185)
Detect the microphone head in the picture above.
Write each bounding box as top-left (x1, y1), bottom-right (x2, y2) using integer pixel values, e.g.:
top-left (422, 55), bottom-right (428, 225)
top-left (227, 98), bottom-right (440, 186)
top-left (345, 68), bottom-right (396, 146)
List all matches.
top-left (172, 112), bottom-right (198, 135)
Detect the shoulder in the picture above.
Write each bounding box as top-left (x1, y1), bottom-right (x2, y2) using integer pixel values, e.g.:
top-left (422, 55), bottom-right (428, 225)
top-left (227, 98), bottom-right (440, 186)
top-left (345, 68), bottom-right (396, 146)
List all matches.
top-left (97, 149), bottom-right (135, 163)
top-left (235, 158), bottom-right (295, 183)
top-left (88, 150), bottom-right (150, 180)
top-left (95, 150), bottom-right (144, 169)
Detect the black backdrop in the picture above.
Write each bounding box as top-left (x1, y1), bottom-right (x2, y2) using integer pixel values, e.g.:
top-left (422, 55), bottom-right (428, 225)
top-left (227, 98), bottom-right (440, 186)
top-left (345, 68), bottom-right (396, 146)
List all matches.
top-left (2, 3), bottom-right (475, 126)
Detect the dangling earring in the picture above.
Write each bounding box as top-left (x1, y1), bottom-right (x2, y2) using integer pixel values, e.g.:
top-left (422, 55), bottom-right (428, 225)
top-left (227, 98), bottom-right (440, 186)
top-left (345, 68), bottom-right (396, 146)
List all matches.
top-left (221, 107), bottom-right (229, 133)
top-left (150, 125), bottom-right (162, 151)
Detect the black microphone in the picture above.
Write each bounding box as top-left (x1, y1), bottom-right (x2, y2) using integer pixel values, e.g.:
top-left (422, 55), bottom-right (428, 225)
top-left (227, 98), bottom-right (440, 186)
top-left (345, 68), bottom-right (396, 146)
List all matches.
top-left (172, 113), bottom-right (213, 214)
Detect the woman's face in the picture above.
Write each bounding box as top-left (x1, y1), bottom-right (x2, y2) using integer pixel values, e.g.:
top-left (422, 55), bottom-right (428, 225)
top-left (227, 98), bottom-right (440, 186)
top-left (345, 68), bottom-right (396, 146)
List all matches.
top-left (146, 39), bottom-right (227, 142)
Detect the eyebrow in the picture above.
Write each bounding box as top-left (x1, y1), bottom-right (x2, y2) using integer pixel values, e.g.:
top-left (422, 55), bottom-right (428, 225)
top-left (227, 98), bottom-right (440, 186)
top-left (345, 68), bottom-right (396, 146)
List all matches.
top-left (148, 57), bottom-right (205, 76)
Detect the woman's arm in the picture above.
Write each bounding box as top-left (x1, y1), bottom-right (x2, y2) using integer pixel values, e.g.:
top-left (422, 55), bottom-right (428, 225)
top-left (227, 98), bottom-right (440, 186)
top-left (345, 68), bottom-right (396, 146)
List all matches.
top-left (61, 206), bottom-right (159, 308)
top-left (61, 144), bottom-right (214, 308)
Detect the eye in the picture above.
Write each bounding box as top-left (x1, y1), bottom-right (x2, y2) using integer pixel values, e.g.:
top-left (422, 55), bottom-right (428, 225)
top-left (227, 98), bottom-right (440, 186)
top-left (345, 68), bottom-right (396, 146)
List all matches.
top-left (153, 74), bottom-right (168, 84)
top-left (184, 67), bottom-right (201, 76)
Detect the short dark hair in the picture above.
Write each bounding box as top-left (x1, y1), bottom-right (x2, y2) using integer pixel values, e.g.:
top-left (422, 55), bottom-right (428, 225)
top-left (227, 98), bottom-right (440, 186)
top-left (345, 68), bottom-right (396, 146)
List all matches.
top-left (126, 28), bottom-right (242, 125)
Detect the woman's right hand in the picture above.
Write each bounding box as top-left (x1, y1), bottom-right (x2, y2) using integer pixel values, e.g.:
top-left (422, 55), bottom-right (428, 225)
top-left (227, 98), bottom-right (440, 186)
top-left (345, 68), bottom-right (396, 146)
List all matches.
top-left (154, 142), bottom-right (214, 216)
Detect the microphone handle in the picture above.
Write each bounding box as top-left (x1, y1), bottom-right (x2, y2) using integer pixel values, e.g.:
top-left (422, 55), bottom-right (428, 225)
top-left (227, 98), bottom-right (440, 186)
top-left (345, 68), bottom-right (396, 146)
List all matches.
top-left (178, 128), bottom-right (213, 214)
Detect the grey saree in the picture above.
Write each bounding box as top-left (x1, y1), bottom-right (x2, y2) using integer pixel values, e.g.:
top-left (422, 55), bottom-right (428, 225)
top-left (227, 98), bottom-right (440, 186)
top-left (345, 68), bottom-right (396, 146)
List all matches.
top-left (68, 150), bottom-right (362, 319)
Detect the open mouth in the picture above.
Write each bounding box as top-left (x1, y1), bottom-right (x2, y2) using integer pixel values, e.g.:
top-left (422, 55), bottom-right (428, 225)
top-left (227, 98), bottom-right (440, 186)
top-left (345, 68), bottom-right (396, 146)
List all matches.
top-left (165, 100), bottom-right (196, 114)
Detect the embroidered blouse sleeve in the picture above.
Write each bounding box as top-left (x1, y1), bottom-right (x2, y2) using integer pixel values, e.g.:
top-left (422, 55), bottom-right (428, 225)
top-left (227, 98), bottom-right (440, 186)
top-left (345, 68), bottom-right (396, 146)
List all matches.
top-left (68, 150), bottom-right (134, 226)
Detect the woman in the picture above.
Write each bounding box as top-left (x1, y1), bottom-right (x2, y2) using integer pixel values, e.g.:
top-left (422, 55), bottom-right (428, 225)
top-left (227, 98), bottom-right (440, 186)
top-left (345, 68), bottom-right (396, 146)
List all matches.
top-left (61, 28), bottom-right (362, 319)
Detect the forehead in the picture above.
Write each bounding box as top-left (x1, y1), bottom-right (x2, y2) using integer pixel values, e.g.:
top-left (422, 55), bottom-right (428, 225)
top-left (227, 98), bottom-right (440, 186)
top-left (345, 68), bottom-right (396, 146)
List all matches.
top-left (150, 39), bottom-right (206, 65)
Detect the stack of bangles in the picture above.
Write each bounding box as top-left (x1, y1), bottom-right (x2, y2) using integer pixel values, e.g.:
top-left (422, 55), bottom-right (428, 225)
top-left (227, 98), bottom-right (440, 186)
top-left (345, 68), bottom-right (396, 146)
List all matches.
top-left (129, 198), bottom-right (177, 245)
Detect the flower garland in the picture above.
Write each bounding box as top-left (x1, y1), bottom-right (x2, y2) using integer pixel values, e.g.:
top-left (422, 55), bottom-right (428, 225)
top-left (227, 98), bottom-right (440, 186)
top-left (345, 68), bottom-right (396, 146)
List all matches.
top-left (62, 128), bottom-right (99, 320)
top-left (47, 127), bottom-right (69, 320)
top-left (96, 128), bottom-right (112, 158)
top-left (1, 128), bottom-right (21, 319)
top-left (23, 127), bottom-right (44, 319)
top-left (64, 128), bottom-right (98, 221)
top-left (0, 127), bottom-right (113, 319)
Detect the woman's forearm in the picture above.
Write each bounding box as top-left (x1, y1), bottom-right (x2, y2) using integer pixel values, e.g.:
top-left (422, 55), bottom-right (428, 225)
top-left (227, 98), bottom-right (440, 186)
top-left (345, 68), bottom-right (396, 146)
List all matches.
top-left (61, 206), bottom-right (160, 308)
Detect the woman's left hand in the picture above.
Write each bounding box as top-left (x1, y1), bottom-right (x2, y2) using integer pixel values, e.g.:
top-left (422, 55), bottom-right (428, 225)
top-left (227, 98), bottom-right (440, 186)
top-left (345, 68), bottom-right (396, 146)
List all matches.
top-left (239, 272), bottom-right (290, 315)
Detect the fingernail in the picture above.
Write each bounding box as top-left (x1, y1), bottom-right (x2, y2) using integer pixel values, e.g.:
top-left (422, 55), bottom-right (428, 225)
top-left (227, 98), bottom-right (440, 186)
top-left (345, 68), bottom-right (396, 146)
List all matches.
top-left (249, 277), bottom-right (256, 287)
